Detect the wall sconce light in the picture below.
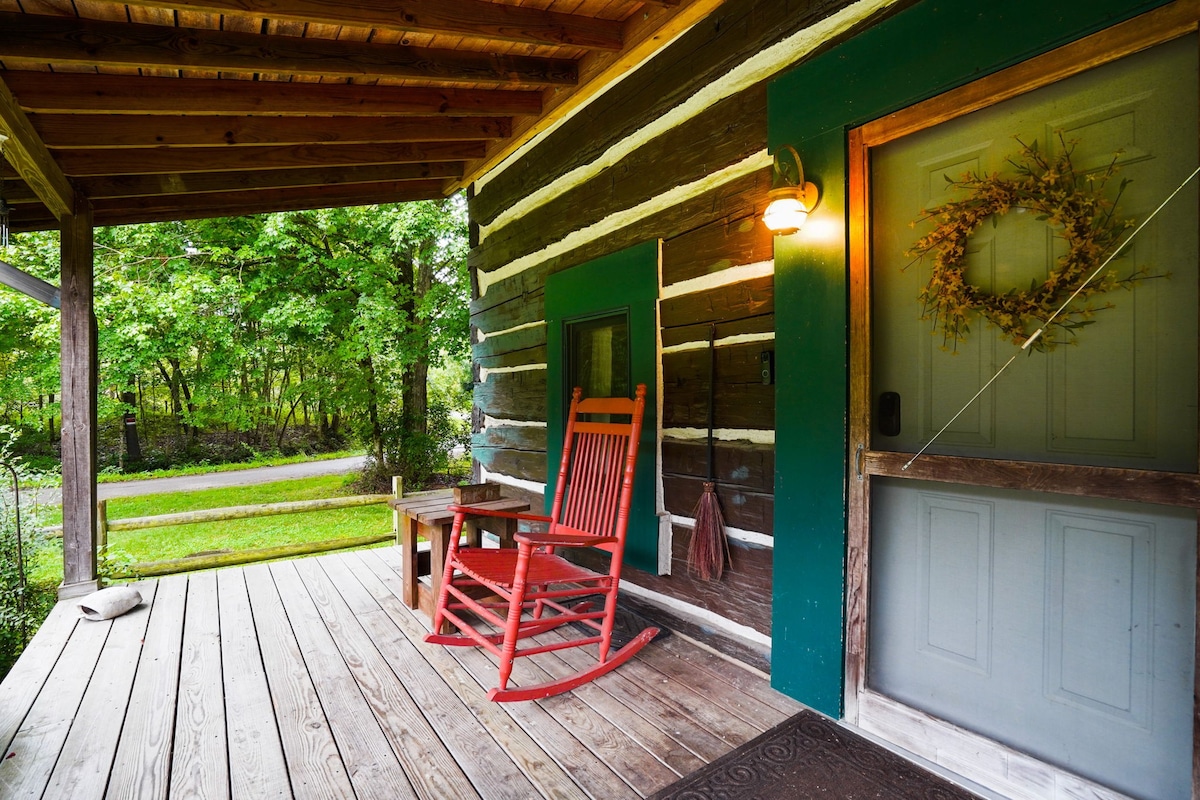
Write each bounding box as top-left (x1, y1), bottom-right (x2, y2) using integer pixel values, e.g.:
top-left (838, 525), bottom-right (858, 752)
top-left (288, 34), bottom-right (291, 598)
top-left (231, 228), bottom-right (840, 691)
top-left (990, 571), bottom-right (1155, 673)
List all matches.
top-left (763, 145), bottom-right (819, 234)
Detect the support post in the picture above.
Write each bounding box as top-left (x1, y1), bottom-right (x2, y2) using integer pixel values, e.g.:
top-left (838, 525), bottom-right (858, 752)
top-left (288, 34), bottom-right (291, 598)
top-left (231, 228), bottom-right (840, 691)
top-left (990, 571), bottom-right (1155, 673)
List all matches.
top-left (58, 194), bottom-right (99, 599)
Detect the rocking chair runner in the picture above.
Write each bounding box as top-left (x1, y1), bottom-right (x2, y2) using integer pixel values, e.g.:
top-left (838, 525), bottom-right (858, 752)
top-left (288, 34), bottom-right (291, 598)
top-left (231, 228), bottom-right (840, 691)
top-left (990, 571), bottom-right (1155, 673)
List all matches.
top-left (426, 384), bottom-right (656, 702)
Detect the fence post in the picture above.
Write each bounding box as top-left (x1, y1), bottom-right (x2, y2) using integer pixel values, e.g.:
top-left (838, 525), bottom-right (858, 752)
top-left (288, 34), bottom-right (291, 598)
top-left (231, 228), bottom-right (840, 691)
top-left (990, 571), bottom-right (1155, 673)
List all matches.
top-left (391, 476), bottom-right (403, 545)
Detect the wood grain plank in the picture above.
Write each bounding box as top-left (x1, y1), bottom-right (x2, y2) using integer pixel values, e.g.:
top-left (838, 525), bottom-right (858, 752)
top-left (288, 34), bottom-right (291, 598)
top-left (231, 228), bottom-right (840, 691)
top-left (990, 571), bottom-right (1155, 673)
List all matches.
top-left (267, 560), bottom-right (417, 800)
top-left (0, 599), bottom-right (79, 758)
top-left (291, 557), bottom-right (479, 800)
top-left (0, 608), bottom-right (111, 797)
top-left (350, 549), bottom-right (589, 800)
top-left (530, 630), bottom-right (704, 778)
top-left (0, 12), bottom-right (579, 86)
top-left (372, 546), bottom-right (631, 800)
top-left (319, 554), bottom-right (539, 800)
top-left (540, 628), bottom-right (733, 763)
top-left (170, 572), bottom-right (230, 800)
top-left (105, 575), bottom-right (187, 800)
top-left (0, 69), bottom-right (73, 217)
top-left (116, 0), bottom-right (626, 50)
top-left (242, 563), bottom-right (355, 800)
top-left (217, 569), bottom-right (293, 800)
top-left (4, 71), bottom-right (543, 117)
top-left (43, 581), bottom-right (158, 800)
top-left (649, 634), bottom-right (803, 720)
top-left (35, 113), bottom-right (511, 148)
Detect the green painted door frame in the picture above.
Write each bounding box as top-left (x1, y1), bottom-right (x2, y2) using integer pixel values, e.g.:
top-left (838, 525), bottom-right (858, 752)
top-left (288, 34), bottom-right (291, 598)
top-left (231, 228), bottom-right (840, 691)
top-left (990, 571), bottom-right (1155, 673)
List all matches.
top-left (545, 241), bottom-right (660, 573)
top-left (768, 0), bottom-right (1172, 715)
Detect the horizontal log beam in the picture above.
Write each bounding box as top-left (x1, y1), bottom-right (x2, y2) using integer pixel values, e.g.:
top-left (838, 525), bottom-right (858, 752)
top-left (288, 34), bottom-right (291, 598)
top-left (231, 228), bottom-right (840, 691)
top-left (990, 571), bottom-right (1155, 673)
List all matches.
top-left (118, 0), bottom-right (624, 51)
top-left (75, 162), bottom-right (462, 199)
top-left (35, 113), bottom-right (512, 148)
top-left (85, 179), bottom-right (448, 225)
top-left (17, 178), bottom-right (450, 231)
top-left (4, 71), bottom-right (543, 117)
top-left (0, 76), bottom-right (73, 219)
top-left (0, 12), bottom-right (578, 87)
top-left (55, 140), bottom-right (486, 176)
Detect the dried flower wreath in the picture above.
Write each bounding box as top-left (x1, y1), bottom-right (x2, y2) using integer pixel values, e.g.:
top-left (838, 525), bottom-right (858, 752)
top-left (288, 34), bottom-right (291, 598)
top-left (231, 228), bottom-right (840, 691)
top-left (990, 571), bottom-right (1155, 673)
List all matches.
top-left (905, 135), bottom-right (1156, 352)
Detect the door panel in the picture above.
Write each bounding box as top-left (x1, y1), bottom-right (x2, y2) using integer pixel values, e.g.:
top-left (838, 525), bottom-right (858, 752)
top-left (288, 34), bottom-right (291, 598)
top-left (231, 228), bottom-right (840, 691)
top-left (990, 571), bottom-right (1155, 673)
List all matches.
top-left (871, 36), bottom-right (1198, 472)
top-left (870, 479), bottom-right (1195, 799)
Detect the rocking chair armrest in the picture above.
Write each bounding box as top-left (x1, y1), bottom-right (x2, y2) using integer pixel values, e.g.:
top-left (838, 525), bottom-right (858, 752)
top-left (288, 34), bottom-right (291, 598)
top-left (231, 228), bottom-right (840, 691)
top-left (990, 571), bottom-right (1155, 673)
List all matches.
top-left (447, 504), bottom-right (552, 523)
top-left (515, 532), bottom-right (618, 549)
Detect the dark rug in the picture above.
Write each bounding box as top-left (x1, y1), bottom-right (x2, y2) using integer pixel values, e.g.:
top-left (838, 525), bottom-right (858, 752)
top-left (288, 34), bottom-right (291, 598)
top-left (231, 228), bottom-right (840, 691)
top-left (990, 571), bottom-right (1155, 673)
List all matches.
top-left (651, 709), bottom-right (981, 800)
top-left (565, 594), bottom-right (671, 649)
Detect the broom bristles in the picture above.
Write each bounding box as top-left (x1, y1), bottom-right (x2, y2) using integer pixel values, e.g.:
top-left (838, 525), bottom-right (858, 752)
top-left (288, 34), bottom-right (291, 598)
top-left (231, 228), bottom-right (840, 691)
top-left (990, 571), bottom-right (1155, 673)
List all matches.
top-left (688, 482), bottom-right (730, 580)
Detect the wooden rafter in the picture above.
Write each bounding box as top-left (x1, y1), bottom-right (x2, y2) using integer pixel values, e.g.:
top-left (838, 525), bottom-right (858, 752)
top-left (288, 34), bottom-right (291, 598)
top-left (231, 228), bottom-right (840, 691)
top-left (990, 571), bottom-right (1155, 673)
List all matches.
top-left (34, 114), bottom-right (513, 149)
top-left (55, 140), bottom-right (488, 176)
top-left (0, 12), bottom-right (579, 86)
top-left (75, 162), bottom-right (463, 199)
top-left (3, 72), bottom-right (543, 117)
top-left (114, 0), bottom-right (626, 50)
top-left (0, 77), bottom-right (73, 220)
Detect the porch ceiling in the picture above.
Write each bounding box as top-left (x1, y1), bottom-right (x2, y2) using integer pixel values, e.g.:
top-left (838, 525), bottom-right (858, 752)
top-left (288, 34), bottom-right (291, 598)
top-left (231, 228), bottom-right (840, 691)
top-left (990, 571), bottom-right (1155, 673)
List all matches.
top-left (0, 0), bottom-right (720, 231)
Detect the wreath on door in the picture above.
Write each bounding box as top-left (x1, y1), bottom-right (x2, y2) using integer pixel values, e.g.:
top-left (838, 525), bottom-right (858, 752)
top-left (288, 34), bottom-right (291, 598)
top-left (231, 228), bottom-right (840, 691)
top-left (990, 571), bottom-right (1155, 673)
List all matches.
top-left (906, 135), bottom-right (1155, 352)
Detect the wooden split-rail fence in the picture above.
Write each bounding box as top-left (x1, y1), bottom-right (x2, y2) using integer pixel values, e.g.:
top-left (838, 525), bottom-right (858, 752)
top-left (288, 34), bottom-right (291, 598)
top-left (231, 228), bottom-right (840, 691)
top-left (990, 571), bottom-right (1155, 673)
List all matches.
top-left (49, 478), bottom-right (433, 578)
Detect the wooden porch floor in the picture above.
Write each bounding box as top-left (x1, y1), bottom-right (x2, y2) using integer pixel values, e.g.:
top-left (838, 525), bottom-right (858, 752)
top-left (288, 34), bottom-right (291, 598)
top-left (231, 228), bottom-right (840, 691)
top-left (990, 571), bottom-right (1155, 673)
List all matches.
top-left (0, 547), bottom-right (802, 799)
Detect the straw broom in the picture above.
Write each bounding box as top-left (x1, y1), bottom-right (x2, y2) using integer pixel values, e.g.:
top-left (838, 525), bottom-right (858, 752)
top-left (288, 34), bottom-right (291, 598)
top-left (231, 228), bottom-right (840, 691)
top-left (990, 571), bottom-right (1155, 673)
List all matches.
top-left (688, 324), bottom-right (730, 580)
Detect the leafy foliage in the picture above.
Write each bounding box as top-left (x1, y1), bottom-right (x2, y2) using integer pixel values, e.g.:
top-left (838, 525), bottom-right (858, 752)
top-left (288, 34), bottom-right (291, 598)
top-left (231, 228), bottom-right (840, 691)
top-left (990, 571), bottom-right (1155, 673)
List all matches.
top-left (0, 198), bottom-right (471, 486)
top-left (0, 428), bottom-right (54, 679)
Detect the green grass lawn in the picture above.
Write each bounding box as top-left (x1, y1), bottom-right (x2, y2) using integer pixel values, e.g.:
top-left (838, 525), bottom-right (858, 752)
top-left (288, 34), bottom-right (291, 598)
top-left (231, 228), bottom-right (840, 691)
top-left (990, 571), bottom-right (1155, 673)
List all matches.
top-left (31, 474), bottom-right (393, 584)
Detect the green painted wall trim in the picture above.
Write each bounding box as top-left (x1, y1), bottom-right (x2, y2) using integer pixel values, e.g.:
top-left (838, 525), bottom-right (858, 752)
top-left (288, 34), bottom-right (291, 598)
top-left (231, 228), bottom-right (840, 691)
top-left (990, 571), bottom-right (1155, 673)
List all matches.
top-left (545, 240), bottom-right (660, 573)
top-left (768, 0), bottom-right (1174, 715)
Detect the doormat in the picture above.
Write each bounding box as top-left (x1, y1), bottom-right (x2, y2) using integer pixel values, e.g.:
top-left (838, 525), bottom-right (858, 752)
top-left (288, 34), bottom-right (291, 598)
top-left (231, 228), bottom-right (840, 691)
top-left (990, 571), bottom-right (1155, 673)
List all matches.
top-left (651, 709), bottom-right (981, 800)
top-left (565, 594), bottom-right (671, 649)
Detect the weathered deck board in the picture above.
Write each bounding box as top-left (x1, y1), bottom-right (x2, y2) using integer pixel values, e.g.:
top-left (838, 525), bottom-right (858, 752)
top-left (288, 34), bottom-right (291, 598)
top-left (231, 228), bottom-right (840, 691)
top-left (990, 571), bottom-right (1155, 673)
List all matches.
top-left (170, 571), bottom-right (230, 800)
top-left (0, 547), bottom-right (802, 800)
top-left (105, 574), bottom-right (187, 800)
top-left (217, 569), bottom-right (292, 800)
top-left (243, 563), bottom-right (356, 800)
top-left (43, 581), bottom-right (158, 800)
top-left (0, 597), bottom-right (80, 760)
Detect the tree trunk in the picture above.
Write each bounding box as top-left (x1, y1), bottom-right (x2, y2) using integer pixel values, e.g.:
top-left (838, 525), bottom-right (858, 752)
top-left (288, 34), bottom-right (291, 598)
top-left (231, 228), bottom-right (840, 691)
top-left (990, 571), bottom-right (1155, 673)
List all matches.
top-left (120, 386), bottom-right (142, 461)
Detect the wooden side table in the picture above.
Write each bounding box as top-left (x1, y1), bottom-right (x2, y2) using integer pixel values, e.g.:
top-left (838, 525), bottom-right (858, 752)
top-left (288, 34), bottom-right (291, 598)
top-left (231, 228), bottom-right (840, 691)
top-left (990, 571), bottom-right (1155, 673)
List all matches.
top-left (388, 489), bottom-right (530, 622)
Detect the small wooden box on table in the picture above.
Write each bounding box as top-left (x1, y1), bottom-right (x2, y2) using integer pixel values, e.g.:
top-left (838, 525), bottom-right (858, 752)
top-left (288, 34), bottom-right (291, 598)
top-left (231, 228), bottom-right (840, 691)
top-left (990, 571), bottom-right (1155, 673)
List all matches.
top-left (389, 485), bottom-right (530, 622)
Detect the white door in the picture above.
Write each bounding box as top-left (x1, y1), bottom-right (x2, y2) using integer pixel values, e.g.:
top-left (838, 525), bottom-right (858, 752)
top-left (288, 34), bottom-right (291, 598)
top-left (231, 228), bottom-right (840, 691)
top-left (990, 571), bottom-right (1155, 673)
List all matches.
top-left (857, 35), bottom-right (1197, 799)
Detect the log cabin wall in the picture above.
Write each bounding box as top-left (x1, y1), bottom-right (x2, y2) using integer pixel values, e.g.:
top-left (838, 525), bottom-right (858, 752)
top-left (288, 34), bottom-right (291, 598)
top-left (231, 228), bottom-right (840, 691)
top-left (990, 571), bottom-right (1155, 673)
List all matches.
top-left (467, 0), bottom-right (903, 669)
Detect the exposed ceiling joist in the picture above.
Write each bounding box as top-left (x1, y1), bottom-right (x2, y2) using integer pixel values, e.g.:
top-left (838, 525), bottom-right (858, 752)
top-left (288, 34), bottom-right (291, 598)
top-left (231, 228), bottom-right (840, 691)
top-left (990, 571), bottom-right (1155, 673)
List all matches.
top-left (11, 178), bottom-right (451, 231)
top-left (55, 140), bottom-right (488, 176)
top-left (33, 114), bottom-right (513, 149)
top-left (75, 162), bottom-right (464, 199)
top-left (0, 80), bottom-right (74, 220)
top-left (2, 72), bottom-right (544, 118)
top-left (114, 0), bottom-right (626, 50)
top-left (0, 12), bottom-right (579, 86)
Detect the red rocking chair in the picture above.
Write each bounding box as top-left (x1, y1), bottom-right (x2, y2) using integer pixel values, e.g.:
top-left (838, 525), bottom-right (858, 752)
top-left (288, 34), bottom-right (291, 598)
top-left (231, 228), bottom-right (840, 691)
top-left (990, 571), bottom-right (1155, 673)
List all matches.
top-left (426, 384), bottom-right (657, 701)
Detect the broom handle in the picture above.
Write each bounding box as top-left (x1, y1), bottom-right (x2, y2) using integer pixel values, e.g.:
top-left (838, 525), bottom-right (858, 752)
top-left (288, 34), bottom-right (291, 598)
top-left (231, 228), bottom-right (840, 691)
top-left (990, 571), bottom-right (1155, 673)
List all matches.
top-left (706, 323), bottom-right (716, 482)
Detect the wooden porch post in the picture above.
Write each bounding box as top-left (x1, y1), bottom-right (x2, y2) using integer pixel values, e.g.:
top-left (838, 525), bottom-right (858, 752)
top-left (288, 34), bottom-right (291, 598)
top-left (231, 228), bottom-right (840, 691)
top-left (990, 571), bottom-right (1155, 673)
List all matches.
top-left (58, 194), bottom-right (100, 599)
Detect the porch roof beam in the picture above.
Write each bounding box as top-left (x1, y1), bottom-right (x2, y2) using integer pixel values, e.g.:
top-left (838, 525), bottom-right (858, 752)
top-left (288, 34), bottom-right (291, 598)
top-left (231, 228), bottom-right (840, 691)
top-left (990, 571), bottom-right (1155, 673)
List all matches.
top-left (2, 72), bottom-right (544, 118)
top-left (75, 162), bottom-right (463, 199)
top-left (0, 12), bottom-right (578, 87)
top-left (0, 79), bottom-right (73, 220)
top-left (54, 140), bottom-right (487, 177)
top-left (116, 0), bottom-right (625, 51)
top-left (34, 114), bottom-right (512, 149)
